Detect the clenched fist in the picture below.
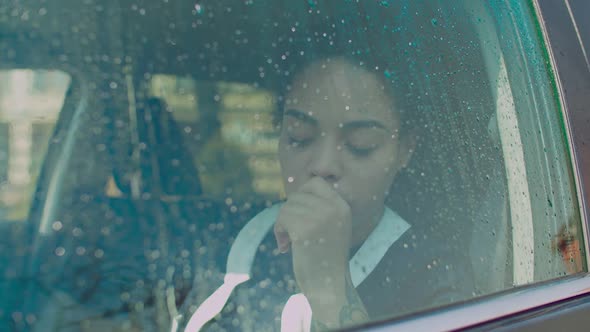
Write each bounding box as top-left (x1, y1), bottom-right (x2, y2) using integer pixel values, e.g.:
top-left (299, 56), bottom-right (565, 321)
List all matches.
top-left (274, 177), bottom-right (366, 328)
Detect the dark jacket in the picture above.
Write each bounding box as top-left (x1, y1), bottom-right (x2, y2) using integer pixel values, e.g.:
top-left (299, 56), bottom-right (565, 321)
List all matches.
top-left (181, 206), bottom-right (475, 331)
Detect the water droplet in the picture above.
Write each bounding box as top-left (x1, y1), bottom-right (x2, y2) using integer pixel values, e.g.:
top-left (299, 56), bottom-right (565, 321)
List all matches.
top-left (55, 247), bottom-right (65, 256)
top-left (25, 314), bottom-right (36, 325)
top-left (52, 221), bottom-right (63, 231)
top-left (194, 3), bottom-right (203, 14)
top-left (95, 249), bottom-right (104, 258)
top-left (120, 292), bottom-right (131, 301)
top-left (11, 312), bottom-right (23, 323)
top-left (76, 246), bottom-right (86, 255)
top-left (150, 250), bottom-right (160, 260)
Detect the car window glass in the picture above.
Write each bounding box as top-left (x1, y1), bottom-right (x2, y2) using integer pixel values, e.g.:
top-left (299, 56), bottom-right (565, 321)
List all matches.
top-left (147, 75), bottom-right (281, 201)
top-left (0, 70), bottom-right (70, 222)
top-left (0, 1), bottom-right (586, 331)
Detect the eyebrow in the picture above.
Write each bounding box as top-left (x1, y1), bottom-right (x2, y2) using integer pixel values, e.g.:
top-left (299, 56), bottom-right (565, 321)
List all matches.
top-left (284, 108), bottom-right (389, 131)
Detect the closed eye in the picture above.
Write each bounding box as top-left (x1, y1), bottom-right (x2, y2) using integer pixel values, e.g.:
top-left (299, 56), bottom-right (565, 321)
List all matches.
top-left (346, 143), bottom-right (378, 157)
top-left (345, 127), bottom-right (385, 157)
top-left (288, 136), bottom-right (313, 148)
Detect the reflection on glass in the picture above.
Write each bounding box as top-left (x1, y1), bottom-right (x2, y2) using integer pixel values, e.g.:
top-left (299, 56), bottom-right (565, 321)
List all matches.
top-left (149, 75), bottom-right (281, 200)
top-left (0, 1), bottom-right (586, 332)
top-left (0, 70), bottom-right (70, 221)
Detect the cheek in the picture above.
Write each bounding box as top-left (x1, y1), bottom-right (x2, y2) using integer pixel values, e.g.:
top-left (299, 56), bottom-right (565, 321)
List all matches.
top-left (278, 141), bottom-right (307, 194)
top-left (349, 151), bottom-right (399, 197)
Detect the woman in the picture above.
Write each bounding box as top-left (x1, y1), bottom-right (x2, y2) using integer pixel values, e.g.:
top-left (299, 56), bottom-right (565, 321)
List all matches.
top-left (182, 56), bottom-right (473, 331)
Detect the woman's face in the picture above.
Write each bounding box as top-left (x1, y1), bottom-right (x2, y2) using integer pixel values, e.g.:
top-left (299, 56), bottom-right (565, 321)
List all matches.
top-left (278, 58), bottom-right (413, 233)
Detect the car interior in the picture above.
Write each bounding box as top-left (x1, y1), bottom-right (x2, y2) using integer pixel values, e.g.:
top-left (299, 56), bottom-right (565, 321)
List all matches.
top-left (5, 0), bottom-right (580, 330)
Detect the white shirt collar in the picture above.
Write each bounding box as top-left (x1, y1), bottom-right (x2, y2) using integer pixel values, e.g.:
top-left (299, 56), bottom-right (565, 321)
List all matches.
top-left (227, 204), bottom-right (410, 286)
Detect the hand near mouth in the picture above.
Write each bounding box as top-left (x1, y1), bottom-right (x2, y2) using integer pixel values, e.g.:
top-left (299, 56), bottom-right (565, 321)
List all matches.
top-left (274, 177), bottom-right (368, 329)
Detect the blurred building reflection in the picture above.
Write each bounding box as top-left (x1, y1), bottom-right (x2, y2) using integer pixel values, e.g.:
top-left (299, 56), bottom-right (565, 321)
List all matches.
top-left (149, 75), bottom-right (283, 200)
top-left (0, 71), bottom-right (283, 222)
top-left (0, 70), bottom-right (70, 221)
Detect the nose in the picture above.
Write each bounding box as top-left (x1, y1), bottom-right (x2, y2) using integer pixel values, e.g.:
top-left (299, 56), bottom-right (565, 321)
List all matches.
top-left (307, 136), bottom-right (343, 183)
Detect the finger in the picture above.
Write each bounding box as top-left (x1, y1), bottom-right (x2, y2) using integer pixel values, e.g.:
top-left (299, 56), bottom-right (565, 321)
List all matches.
top-left (276, 202), bottom-right (324, 246)
top-left (299, 177), bottom-right (347, 207)
top-left (274, 222), bottom-right (291, 253)
top-left (285, 192), bottom-right (324, 210)
top-left (287, 182), bottom-right (351, 226)
top-left (298, 176), bottom-right (340, 199)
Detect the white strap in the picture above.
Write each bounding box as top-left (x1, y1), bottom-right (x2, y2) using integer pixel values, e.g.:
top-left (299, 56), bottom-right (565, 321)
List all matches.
top-left (184, 206), bottom-right (279, 331)
top-left (226, 204), bottom-right (281, 275)
top-left (184, 205), bottom-right (409, 332)
top-left (184, 273), bottom-right (249, 331)
top-left (281, 294), bottom-right (312, 332)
